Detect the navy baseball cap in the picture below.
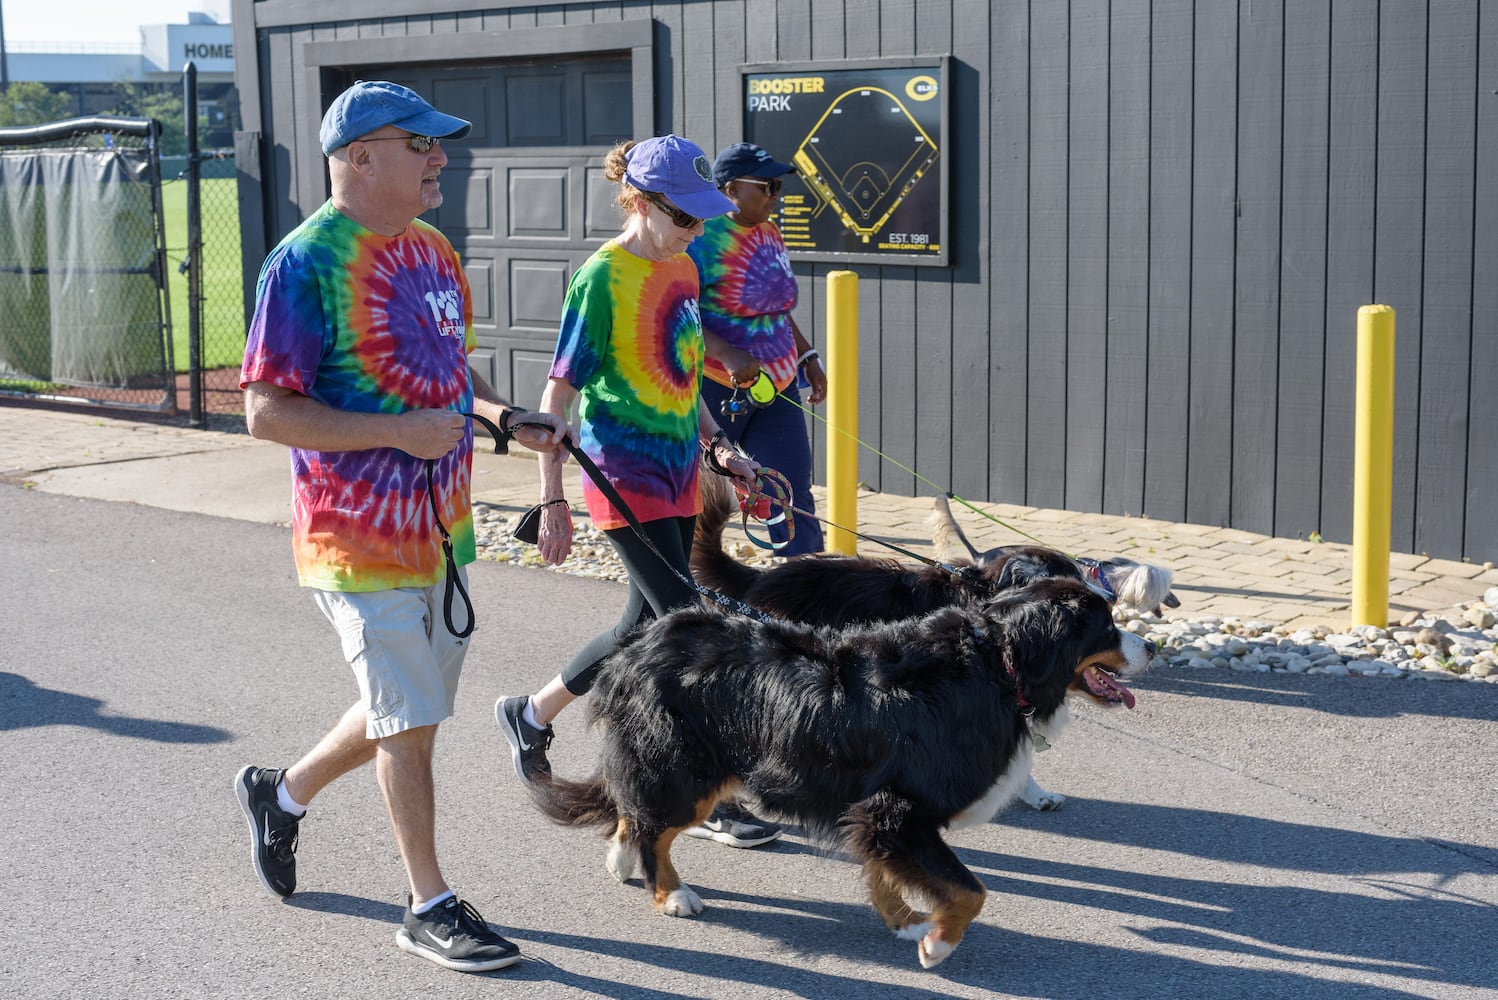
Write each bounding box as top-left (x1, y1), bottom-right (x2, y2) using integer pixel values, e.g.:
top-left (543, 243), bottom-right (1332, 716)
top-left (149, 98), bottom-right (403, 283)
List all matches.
top-left (624, 135), bottom-right (736, 219)
top-left (711, 142), bottom-right (797, 187)
top-left (319, 80), bottom-right (472, 155)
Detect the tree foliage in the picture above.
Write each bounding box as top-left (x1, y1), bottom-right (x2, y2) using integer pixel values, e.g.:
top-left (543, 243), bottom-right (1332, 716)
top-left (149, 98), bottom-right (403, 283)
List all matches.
top-left (0, 82), bottom-right (72, 128)
top-left (102, 84), bottom-right (188, 155)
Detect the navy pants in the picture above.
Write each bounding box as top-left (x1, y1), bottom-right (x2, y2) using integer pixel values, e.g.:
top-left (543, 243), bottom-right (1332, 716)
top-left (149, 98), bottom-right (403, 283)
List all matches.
top-left (698, 379), bottom-right (824, 556)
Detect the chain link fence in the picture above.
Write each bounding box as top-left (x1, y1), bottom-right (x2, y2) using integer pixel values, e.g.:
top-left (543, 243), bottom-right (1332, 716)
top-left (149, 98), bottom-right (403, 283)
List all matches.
top-left (160, 148), bottom-right (245, 421)
top-left (0, 119), bottom-right (175, 411)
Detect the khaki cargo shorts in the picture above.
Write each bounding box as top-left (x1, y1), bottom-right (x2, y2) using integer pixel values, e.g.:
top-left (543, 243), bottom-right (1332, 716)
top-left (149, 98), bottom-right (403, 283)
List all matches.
top-left (312, 567), bottom-right (470, 739)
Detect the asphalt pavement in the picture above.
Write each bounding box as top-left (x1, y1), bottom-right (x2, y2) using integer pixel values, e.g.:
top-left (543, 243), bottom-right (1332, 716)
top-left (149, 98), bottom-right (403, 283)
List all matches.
top-left (1, 406), bottom-right (1496, 999)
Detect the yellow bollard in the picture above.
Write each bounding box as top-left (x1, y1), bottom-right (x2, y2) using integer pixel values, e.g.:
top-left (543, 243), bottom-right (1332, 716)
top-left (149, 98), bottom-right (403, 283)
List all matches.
top-left (1351, 304), bottom-right (1395, 627)
top-left (824, 271), bottom-right (859, 554)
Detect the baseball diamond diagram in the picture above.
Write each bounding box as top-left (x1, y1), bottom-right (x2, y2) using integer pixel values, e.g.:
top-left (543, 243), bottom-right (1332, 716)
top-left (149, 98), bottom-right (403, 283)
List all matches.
top-left (744, 61), bottom-right (948, 265)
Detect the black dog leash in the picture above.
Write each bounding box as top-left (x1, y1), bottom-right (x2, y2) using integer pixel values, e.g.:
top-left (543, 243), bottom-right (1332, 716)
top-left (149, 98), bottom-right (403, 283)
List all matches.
top-left (509, 421), bottom-right (777, 624)
top-left (425, 409), bottom-right (516, 638)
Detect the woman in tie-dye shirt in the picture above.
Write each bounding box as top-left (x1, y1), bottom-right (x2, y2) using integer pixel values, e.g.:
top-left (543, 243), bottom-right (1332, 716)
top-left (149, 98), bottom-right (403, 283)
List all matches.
top-left (689, 142), bottom-right (828, 555)
top-left (495, 136), bottom-right (784, 848)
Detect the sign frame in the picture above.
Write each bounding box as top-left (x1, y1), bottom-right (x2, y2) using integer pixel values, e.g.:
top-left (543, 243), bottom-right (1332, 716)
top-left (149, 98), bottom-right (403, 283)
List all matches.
top-left (740, 56), bottom-right (950, 267)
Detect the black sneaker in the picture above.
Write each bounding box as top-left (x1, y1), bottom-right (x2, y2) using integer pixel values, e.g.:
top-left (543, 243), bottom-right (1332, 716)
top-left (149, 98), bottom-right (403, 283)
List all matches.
top-left (495, 695), bottom-right (553, 786)
top-left (395, 895), bottom-right (521, 973)
top-left (683, 801), bottom-right (782, 848)
top-left (234, 765), bottom-right (301, 897)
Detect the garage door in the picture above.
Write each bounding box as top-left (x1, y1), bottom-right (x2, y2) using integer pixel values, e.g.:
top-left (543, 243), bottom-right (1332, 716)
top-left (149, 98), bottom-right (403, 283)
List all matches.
top-left (359, 56), bottom-right (633, 409)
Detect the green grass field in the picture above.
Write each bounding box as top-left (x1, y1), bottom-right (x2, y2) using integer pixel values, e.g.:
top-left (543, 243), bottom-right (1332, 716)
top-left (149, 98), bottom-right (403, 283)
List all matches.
top-left (159, 177), bottom-right (246, 372)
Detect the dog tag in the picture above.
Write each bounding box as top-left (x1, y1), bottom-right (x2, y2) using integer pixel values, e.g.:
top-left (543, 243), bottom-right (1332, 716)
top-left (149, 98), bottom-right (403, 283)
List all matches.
top-left (1031, 732), bottom-right (1051, 753)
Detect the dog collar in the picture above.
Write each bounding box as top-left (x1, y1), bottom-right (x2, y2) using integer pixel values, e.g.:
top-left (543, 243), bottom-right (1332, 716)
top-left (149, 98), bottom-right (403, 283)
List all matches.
top-left (1075, 557), bottom-right (1118, 602)
top-left (1000, 647), bottom-right (1035, 717)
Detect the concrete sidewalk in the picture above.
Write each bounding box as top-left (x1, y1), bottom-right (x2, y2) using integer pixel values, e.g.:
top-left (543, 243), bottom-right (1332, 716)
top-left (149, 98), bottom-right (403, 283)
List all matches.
top-left (4, 400), bottom-right (1495, 633)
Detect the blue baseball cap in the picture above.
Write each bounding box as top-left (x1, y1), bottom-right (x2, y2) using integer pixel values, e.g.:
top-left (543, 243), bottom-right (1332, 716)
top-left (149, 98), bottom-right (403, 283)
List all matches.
top-left (319, 80), bottom-right (472, 155)
top-left (624, 135), bottom-right (736, 219)
top-left (711, 142), bottom-right (796, 187)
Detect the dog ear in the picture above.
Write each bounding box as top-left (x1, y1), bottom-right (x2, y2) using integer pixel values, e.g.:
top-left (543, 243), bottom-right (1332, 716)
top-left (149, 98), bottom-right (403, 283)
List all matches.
top-left (992, 585), bottom-right (1086, 690)
top-left (992, 554), bottom-right (1050, 592)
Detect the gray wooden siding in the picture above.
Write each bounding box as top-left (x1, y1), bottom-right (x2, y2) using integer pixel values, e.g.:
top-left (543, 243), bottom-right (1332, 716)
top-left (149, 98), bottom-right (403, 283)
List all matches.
top-left (234, 0), bottom-right (1498, 561)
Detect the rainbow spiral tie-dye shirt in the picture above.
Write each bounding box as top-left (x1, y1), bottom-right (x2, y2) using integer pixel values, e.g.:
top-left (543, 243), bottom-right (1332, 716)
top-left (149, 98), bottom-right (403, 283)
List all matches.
top-left (688, 216), bottom-right (800, 390)
top-left (548, 240), bottom-right (705, 529)
top-left (241, 200), bottom-right (476, 592)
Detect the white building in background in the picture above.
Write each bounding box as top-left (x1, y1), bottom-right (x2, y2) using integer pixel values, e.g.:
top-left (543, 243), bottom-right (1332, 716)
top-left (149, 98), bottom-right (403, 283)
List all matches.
top-left (4, 10), bottom-right (237, 141)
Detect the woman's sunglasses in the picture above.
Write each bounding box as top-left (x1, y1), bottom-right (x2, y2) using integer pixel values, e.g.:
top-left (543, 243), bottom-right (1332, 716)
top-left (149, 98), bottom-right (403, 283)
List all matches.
top-left (643, 192), bottom-right (704, 230)
top-left (357, 134), bottom-right (440, 154)
top-left (735, 177), bottom-right (784, 197)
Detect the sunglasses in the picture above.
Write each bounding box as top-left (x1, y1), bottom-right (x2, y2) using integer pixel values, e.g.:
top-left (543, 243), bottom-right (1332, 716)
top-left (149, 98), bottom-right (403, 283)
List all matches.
top-left (643, 191), bottom-right (704, 230)
top-left (357, 134), bottom-right (440, 153)
top-left (735, 177), bottom-right (784, 197)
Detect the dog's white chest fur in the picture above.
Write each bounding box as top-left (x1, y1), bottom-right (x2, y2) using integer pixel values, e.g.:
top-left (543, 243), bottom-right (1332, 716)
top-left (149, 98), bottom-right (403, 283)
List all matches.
top-left (948, 703), bottom-right (1071, 829)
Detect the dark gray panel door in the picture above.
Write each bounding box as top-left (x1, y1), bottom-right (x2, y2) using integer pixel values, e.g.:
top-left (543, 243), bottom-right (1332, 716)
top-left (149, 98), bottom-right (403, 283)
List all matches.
top-left (355, 57), bottom-right (632, 410)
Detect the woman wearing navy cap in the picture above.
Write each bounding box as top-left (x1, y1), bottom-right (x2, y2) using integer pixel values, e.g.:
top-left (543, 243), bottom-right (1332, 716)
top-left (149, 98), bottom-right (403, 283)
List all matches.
top-left (689, 142), bottom-right (827, 556)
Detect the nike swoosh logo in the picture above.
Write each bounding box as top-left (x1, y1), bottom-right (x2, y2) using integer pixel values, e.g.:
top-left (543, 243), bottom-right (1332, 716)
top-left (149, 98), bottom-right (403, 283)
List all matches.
top-left (262, 822), bottom-right (275, 847)
top-left (427, 929), bottom-right (457, 950)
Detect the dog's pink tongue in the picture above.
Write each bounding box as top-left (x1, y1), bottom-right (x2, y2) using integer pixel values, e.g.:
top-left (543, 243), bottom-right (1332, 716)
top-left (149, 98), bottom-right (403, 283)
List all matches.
top-left (1084, 666), bottom-right (1136, 709)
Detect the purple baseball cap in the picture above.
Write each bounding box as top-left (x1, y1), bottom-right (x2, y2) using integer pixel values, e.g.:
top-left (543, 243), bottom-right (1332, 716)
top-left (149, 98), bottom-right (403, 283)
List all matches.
top-left (624, 135), bottom-right (736, 219)
top-left (711, 142), bottom-right (797, 187)
top-left (319, 80), bottom-right (472, 155)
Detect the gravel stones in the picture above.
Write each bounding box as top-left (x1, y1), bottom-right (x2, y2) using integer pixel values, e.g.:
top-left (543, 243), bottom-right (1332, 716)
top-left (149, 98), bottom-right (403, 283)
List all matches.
top-left (1124, 603), bottom-right (1498, 683)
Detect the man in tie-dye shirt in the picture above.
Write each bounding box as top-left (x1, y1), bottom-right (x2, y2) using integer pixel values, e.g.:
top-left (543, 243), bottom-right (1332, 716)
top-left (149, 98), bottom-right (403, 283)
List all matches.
top-left (232, 81), bottom-right (566, 975)
top-left (689, 142), bottom-right (828, 555)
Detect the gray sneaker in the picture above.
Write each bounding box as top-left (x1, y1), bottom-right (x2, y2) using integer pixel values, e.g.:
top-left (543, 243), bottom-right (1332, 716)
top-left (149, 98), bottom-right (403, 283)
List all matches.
top-left (495, 695), bottom-right (553, 786)
top-left (395, 895), bottom-right (521, 973)
top-left (683, 802), bottom-right (782, 848)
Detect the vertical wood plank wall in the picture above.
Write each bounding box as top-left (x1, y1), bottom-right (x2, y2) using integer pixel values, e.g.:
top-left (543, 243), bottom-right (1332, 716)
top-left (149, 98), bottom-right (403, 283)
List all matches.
top-left (241, 0), bottom-right (1496, 562)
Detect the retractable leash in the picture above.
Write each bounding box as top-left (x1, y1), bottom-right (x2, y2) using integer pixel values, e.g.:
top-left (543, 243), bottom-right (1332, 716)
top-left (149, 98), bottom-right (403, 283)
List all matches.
top-left (507, 421), bottom-right (778, 625)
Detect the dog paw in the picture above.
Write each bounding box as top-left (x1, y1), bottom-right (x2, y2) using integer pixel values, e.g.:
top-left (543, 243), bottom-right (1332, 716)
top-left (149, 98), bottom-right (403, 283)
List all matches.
top-left (606, 840), bottom-right (636, 883)
top-left (1022, 788), bottom-right (1066, 811)
top-left (918, 934), bottom-right (955, 969)
top-left (660, 887), bottom-right (704, 917)
top-left (894, 919), bottom-right (933, 941)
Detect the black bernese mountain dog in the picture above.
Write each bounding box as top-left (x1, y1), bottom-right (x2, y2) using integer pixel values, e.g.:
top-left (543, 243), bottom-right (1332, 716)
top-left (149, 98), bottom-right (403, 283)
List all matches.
top-left (689, 471), bottom-right (1097, 811)
top-left (526, 577), bottom-right (1154, 969)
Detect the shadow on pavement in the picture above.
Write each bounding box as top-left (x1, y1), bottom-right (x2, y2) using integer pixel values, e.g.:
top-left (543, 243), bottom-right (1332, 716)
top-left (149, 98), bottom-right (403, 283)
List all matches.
top-left (968, 807), bottom-right (1491, 997)
top-left (1141, 669), bottom-right (1498, 723)
top-left (282, 891), bottom-right (404, 924)
top-left (0, 670), bottom-right (230, 743)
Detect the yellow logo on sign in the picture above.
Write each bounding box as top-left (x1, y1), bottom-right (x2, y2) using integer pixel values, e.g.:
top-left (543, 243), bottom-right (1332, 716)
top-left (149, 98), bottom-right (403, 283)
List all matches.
top-left (904, 76), bottom-right (939, 102)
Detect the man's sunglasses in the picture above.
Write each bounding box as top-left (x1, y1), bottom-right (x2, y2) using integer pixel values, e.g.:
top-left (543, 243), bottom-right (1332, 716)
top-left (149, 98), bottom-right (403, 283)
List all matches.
top-left (357, 134), bottom-right (440, 153)
top-left (735, 177), bottom-right (784, 196)
top-left (643, 192), bottom-right (704, 230)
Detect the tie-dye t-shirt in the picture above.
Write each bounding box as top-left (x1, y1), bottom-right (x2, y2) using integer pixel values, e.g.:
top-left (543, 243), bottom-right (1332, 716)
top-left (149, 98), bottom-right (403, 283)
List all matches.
top-left (548, 241), bottom-right (704, 530)
top-left (240, 200), bottom-right (477, 592)
top-left (687, 216), bottom-right (800, 390)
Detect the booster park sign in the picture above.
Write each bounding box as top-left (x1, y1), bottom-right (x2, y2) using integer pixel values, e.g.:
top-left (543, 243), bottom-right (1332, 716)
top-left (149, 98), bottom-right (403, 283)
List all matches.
top-left (743, 58), bottom-right (949, 267)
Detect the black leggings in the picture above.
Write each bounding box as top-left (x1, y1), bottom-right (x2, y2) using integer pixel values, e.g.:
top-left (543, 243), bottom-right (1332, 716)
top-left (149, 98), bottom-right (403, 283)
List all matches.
top-left (560, 515), bottom-right (698, 696)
